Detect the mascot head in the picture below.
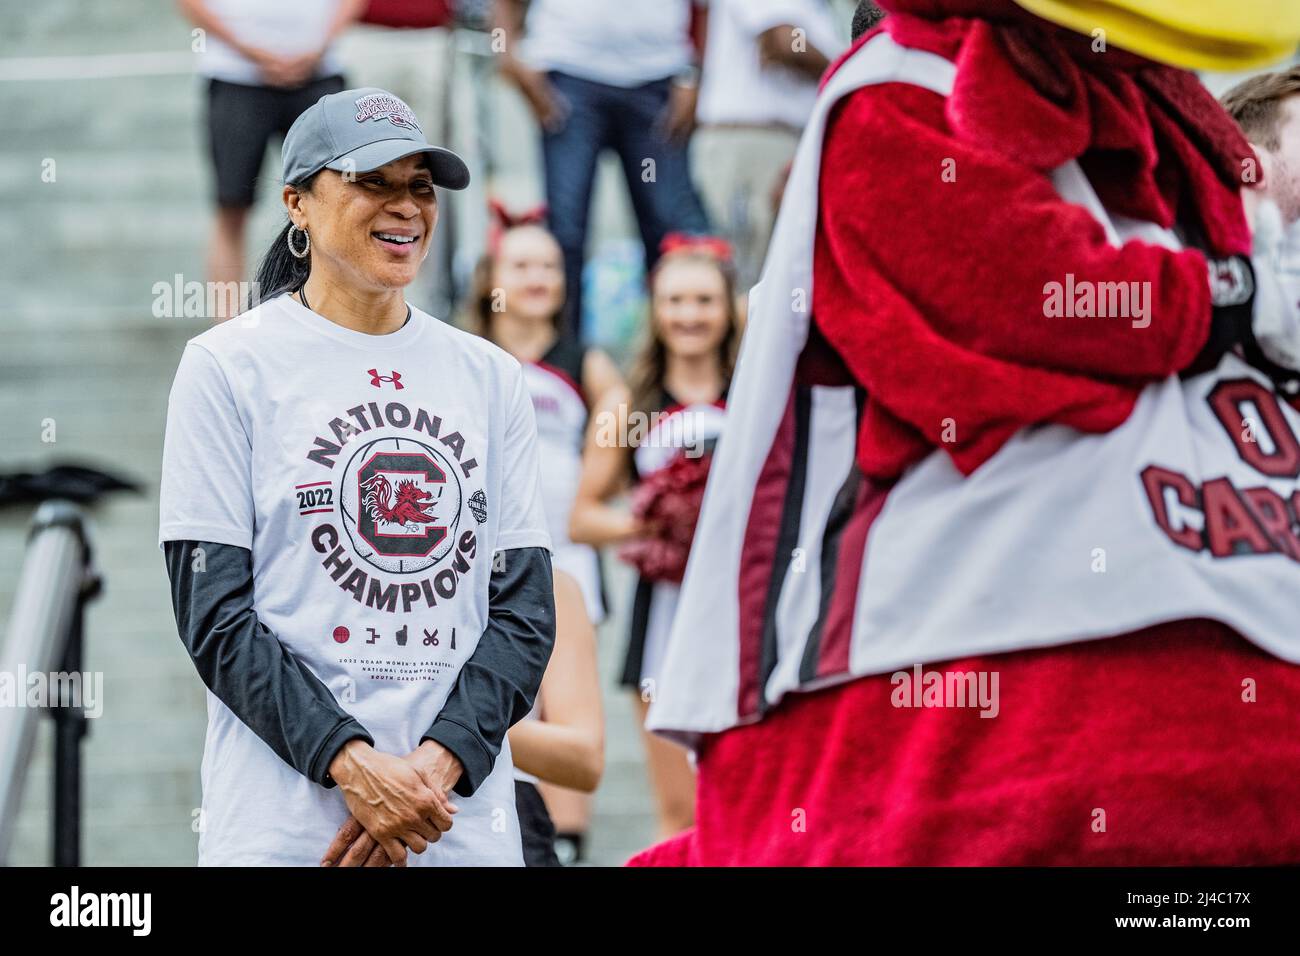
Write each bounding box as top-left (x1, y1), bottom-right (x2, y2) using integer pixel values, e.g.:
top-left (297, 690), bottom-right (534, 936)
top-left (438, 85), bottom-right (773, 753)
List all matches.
top-left (864, 1), bottom-right (1300, 70)
top-left (1011, 0), bottom-right (1300, 71)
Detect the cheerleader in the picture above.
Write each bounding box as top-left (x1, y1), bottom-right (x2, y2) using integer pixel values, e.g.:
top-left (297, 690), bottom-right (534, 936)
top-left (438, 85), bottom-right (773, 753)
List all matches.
top-left (466, 206), bottom-right (623, 861)
top-left (467, 206), bottom-right (624, 622)
top-left (569, 236), bottom-right (740, 838)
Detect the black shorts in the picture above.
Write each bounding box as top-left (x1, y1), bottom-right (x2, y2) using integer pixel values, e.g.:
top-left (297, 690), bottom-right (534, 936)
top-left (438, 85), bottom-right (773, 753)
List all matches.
top-left (514, 780), bottom-right (561, 867)
top-left (206, 74), bottom-right (346, 208)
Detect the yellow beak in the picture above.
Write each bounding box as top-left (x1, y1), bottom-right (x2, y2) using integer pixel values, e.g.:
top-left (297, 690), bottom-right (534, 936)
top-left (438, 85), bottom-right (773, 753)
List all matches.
top-left (1013, 0), bottom-right (1300, 70)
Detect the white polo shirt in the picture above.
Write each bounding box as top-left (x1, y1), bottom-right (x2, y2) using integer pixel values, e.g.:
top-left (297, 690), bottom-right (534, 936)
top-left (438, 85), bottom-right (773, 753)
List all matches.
top-left (697, 0), bottom-right (845, 129)
top-left (520, 0), bottom-right (694, 87)
top-left (197, 0), bottom-right (347, 86)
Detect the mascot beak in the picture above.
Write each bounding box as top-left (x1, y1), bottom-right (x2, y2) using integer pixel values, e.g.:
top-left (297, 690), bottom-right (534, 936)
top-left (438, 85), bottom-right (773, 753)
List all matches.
top-left (1012, 0), bottom-right (1300, 70)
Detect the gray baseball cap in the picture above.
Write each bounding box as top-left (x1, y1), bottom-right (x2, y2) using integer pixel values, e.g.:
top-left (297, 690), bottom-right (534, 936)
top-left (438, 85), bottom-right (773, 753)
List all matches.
top-left (282, 87), bottom-right (470, 190)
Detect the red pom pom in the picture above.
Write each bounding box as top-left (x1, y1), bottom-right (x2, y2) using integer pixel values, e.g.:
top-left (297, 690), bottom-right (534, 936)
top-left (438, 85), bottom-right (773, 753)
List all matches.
top-left (618, 450), bottom-right (714, 583)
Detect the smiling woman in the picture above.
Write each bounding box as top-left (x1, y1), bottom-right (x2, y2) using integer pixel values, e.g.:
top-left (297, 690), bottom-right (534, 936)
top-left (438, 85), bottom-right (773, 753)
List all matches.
top-left (159, 88), bottom-right (558, 868)
top-left (249, 86), bottom-right (469, 325)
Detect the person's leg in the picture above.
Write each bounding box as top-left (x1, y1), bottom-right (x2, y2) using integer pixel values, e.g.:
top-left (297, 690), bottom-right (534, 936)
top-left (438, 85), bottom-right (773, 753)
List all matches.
top-left (514, 780), bottom-right (562, 867)
top-left (689, 126), bottom-right (738, 250)
top-left (206, 79), bottom-right (275, 319)
top-left (536, 783), bottom-right (592, 863)
top-left (693, 126), bottom-right (798, 291)
top-left (634, 694), bottom-right (696, 839)
top-left (208, 206), bottom-right (250, 319)
top-left (542, 72), bottom-right (609, 338)
top-left (740, 127), bottom-right (799, 289)
top-left (610, 78), bottom-right (710, 277)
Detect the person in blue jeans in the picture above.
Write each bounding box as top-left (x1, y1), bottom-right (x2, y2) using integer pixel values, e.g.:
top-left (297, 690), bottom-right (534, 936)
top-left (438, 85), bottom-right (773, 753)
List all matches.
top-left (495, 0), bottom-right (711, 337)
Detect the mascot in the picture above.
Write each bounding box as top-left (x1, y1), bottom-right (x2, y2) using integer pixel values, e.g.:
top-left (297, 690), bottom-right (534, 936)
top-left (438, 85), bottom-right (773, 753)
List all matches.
top-left (632, 0), bottom-right (1300, 865)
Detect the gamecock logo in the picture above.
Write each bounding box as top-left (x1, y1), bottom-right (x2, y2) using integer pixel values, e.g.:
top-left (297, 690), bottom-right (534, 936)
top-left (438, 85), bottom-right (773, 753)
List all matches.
top-left (362, 475), bottom-right (435, 527)
top-left (340, 437), bottom-right (463, 574)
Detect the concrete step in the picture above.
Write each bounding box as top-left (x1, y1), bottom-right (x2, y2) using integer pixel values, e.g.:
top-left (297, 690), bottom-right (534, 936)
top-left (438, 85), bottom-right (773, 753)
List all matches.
top-left (1, 0), bottom-right (191, 57)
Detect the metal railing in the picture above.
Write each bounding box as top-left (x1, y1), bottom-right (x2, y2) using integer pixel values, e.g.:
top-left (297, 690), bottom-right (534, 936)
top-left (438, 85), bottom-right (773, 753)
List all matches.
top-left (0, 500), bottom-right (101, 866)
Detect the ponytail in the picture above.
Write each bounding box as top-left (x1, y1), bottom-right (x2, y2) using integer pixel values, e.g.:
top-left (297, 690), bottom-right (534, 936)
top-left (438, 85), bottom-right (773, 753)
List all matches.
top-left (244, 175), bottom-right (317, 312)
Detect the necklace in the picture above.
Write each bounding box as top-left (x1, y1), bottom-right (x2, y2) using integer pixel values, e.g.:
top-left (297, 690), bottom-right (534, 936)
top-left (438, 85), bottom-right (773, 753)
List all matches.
top-left (298, 285), bottom-right (412, 329)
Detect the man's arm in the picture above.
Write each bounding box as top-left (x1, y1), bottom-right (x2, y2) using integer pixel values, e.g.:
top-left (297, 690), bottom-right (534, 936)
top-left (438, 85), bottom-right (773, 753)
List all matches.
top-left (323, 0), bottom-right (368, 45)
top-left (421, 546), bottom-right (556, 798)
top-left (492, 0), bottom-right (568, 130)
top-left (164, 539), bottom-right (372, 786)
top-left (176, 0), bottom-right (256, 55)
top-left (758, 24), bottom-right (832, 81)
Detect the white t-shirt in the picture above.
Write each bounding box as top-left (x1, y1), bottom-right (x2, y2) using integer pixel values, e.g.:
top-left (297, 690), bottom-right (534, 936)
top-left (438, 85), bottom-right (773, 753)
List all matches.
top-left (197, 0), bottom-right (347, 86)
top-left (697, 0), bottom-right (845, 129)
top-left (520, 0), bottom-right (694, 87)
top-left (159, 294), bottom-right (552, 866)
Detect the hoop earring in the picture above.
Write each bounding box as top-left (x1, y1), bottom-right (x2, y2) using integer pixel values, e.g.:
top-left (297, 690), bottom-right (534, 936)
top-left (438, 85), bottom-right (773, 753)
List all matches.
top-left (287, 225), bottom-right (311, 259)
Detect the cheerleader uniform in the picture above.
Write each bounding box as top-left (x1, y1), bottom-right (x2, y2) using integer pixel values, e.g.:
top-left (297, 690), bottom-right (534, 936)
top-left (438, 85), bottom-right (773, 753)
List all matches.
top-left (520, 336), bottom-right (607, 624)
top-left (620, 388), bottom-right (727, 692)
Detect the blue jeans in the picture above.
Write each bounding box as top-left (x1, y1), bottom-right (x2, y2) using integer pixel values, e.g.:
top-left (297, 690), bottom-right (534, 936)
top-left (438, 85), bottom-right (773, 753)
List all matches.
top-left (542, 72), bottom-right (710, 337)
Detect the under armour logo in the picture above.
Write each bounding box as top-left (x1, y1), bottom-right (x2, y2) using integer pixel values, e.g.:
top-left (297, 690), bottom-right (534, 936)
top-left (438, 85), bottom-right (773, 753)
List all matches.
top-left (368, 369), bottom-right (403, 389)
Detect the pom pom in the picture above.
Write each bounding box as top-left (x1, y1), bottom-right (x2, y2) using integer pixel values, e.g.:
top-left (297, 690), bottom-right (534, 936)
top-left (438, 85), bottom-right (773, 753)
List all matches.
top-left (618, 449), bottom-right (714, 583)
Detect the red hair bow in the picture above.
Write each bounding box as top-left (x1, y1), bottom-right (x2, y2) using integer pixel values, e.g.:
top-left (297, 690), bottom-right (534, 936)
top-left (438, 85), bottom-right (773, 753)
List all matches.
top-left (659, 232), bottom-right (734, 264)
top-left (487, 198), bottom-right (548, 254)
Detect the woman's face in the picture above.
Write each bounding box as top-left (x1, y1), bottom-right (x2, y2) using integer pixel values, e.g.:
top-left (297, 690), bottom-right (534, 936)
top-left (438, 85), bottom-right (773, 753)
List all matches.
top-left (492, 226), bottom-right (565, 323)
top-left (652, 258), bottom-right (731, 360)
top-left (289, 154), bottom-right (437, 292)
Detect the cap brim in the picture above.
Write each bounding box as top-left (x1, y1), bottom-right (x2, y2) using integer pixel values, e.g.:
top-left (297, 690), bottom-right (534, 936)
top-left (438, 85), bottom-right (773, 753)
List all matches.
top-left (325, 139), bottom-right (471, 190)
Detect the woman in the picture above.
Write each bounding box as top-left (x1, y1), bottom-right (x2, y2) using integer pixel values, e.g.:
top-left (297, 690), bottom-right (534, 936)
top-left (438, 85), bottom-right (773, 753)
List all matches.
top-left (465, 210), bottom-right (622, 861)
top-left (569, 240), bottom-right (739, 838)
top-left (509, 570), bottom-right (605, 866)
top-left (160, 87), bottom-right (556, 867)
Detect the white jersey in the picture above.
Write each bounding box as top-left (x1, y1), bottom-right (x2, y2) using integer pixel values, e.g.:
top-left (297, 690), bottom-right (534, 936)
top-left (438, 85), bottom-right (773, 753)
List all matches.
top-left (520, 0), bottom-right (693, 87)
top-left (647, 32), bottom-right (1300, 748)
top-left (622, 396), bottom-right (727, 693)
top-left (697, 0), bottom-right (845, 130)
top-left (159, 294), bottom-right (552, 865)
top-left (520, 339), bottom-right (605, 623)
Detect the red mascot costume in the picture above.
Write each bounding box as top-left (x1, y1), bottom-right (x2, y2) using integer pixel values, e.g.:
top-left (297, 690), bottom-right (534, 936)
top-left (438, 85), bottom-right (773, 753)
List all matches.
top-left (631, 0), bottom-right (1300, 865)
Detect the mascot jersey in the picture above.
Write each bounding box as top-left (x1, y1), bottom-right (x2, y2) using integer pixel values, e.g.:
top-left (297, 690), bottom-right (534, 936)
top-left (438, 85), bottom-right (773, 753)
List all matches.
top-left (159, 293), bottom-right (552, 865)
top-left (635, 1), bottom-right (1300, 865)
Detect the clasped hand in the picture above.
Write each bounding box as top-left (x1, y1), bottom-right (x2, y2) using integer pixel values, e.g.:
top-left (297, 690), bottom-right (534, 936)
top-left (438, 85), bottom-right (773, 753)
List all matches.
top-left (320, 739), bottom-right (463, 867)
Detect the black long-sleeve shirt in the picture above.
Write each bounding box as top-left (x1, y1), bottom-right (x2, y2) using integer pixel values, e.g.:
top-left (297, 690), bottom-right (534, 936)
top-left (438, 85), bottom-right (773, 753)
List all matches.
top-left (164, 541), bottom-right (554, 796)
